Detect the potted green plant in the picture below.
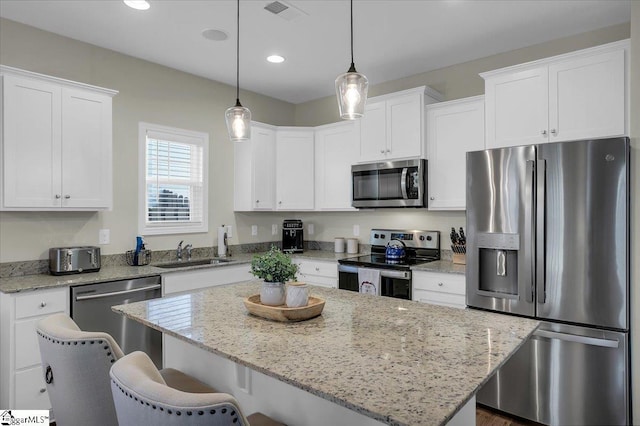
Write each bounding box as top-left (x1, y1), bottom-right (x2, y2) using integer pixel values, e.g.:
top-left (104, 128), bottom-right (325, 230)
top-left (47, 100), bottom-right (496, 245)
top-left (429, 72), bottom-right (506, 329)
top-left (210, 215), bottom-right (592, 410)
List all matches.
top-left (250, 246), bottom-right (298, 306)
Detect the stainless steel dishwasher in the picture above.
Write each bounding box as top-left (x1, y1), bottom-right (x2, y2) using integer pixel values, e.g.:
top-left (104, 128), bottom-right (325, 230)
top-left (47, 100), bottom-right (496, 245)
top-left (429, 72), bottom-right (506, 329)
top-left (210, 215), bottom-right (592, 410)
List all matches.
top-left (70, 275), bottom-right (162, 368)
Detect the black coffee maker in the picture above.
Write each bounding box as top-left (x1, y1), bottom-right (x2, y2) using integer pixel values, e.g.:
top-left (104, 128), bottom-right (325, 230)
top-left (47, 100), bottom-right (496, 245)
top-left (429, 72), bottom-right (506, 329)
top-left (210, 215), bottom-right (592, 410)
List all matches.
top-left (282, 220), bottom-right (303, 253)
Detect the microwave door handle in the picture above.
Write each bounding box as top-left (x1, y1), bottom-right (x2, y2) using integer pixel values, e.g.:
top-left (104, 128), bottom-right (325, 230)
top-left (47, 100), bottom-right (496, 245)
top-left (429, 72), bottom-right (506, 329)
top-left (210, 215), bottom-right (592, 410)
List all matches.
top-left (536, 159), bottom-right (546, 304)
top-left (400, 168), bottom-right (408, 199)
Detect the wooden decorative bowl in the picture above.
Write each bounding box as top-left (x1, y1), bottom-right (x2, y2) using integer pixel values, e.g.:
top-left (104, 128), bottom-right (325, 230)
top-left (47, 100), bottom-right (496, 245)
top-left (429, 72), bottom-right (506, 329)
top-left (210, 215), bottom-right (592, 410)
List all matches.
top-left (243, 294), bottom-right (325, 322)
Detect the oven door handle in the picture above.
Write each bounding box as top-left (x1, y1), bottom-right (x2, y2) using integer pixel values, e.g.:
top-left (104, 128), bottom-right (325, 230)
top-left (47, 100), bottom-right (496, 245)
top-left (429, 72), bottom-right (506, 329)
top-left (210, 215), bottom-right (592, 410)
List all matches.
top-left (338, 264), bottom-right (411, 280)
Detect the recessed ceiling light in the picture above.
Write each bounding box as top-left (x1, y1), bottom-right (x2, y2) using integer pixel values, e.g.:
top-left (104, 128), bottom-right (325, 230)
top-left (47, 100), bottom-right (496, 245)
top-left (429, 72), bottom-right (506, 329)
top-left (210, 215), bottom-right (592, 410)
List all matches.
top-left (267, 55), bottom-right (285, 63)
top-left (202, 29), bottom-right (229, 41)
top-left (123, 0), bottom-right (150, 10)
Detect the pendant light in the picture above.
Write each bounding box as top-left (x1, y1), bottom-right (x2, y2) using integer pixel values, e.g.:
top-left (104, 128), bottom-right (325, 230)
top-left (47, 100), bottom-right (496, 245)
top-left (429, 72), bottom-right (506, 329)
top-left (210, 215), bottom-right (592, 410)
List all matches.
top-left (225, 0), bottom-right (251, 141)
top-left (335, 0), bottom-right (368, 120)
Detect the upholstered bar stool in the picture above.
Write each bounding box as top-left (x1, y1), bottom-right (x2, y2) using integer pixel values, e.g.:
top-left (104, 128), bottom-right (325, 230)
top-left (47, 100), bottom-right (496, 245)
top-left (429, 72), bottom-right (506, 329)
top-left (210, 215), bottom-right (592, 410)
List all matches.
top-left (36, 313), bottom-right (221, 426)
top-left (110, 351), bottom-right (285, 426)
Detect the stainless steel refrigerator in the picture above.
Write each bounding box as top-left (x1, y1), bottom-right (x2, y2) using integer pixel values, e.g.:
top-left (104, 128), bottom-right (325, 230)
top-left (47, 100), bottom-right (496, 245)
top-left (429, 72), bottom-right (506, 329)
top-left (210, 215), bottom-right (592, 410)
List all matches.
top-left (466, 137), bottom-right (630, 425)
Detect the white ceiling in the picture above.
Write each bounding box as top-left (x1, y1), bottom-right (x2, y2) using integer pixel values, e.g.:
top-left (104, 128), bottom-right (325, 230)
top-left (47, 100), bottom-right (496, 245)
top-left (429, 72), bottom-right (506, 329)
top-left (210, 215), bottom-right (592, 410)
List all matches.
top-left (0, 0), bottom-right (631, 104)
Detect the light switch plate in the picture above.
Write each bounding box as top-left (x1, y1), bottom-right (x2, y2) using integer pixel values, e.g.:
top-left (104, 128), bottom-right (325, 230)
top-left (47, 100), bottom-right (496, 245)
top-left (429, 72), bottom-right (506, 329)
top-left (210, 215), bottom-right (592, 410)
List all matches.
top-left (353, 225), bottom-right (360, 236)
top-left (308, 224), bottom-right (314, 235)
top-left (251, 225), bottom-right (258, 236)
top-left (227, 225), bottom-right (233, 238)
top-left (98, 229), bottom-right (110, 245)
top-left (272, 224), bottom-right (278, 235)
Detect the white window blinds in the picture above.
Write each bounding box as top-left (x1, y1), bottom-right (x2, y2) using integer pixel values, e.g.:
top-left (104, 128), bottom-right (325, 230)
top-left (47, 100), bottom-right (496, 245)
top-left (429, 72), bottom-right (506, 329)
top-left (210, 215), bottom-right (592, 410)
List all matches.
top-left (139, 124), bottom-right (208, 235)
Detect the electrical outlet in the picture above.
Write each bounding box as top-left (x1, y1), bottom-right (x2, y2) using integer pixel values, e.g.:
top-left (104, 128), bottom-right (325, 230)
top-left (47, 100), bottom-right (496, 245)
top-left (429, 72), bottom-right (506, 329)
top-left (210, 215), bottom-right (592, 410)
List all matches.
top-left (251, 225), bottom-right (258, 236)
top-left (272, 224), bottom-right (278, 235)
top-left (227, 225), bottom-right (233, 238)
top-left (98, 229), bottom-right (110, 245)
top-left (353, 225), bottom-right (360, 237)
top-left (308, 224), bottom-right (314, 235)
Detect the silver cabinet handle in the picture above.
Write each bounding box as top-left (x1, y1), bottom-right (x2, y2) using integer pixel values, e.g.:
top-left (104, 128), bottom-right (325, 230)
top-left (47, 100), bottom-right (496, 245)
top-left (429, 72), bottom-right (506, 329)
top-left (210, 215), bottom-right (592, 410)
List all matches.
top-left (40, 302), bottom-right (47, 308)
top-left (55, 194), bottom-right (61, 199)
top-left (438, 282), bottom-right (443, 287)
top-left (278, 201), bottom-right (282, 205)
top-left (64, 195), bottom-right (71, 199)
top-left (39, 388), bottom-right (46, 393)
top-left (430, 196), bottom-right (435, 201)
top-left (541, 130), bottom-right (547, 136)
top-left (255, 200), bottom-right (259, 203)
top-left (550, 129), bottom-right (557, 135)
top-left (315, 267), bottom-right (320, 272)
top-left (380, 150), bottom-right (385, 154)
top-left (386, 149), bottom-right (391, 153)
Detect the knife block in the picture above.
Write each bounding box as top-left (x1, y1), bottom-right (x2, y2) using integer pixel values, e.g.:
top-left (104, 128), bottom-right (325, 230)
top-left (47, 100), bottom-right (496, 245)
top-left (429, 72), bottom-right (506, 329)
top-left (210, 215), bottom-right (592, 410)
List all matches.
top-left (452, 253), bottom-right (466, 265)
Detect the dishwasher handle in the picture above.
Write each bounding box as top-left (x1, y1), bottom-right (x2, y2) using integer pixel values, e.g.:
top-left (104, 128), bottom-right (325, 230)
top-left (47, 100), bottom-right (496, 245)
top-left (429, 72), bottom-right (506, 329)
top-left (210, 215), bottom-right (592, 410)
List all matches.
top-left (75, 284), bottom-right (161, 301)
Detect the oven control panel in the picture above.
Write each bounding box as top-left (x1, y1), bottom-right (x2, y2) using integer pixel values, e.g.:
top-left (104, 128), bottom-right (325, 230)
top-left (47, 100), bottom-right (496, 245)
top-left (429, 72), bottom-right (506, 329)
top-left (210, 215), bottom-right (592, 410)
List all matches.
top-left (370, 229), bottom-right (439, 249)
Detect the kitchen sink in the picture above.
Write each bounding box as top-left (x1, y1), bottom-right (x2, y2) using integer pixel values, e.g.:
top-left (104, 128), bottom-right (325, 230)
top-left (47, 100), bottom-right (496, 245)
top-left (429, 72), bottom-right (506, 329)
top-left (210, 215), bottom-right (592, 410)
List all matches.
top-left (154, 258), bottom-right (232, 269)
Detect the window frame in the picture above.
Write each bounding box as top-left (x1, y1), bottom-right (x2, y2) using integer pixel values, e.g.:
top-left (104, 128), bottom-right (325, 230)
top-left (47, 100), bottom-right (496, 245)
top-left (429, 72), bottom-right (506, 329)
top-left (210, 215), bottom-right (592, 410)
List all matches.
top-left (138, 122), bottom-right (209, 236)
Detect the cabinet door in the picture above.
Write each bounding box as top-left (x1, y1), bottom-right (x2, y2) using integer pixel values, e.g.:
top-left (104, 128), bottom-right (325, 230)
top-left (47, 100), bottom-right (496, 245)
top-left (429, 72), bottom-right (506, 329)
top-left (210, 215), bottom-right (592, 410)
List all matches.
top-left (358, 101), bottom-right (386, 162)
top-left (61, 88), bottom-right (112, 208)
top-left (233, 139), bottom-right (253, 211)
top-left (315, 122), bottom-right (358, 210)
top-left (387, 92), bottom-right (423, 159)
top-left (427, 97), bottom-right (484, 210)
top-left (2, 75), bottom-right (62, 208)
top-left (485, 67), bottom-right (548, 148)
top-left (548, 49), bottom-right (625, 142)
top-left (251, 126), bottom-right (276, 210)
top-left (276, 130), bottom-right (314, 210)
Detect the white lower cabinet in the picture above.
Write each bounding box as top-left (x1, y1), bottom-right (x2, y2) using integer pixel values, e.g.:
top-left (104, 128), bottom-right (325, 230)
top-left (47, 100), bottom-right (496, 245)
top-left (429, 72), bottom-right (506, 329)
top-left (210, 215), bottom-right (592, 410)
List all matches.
top-left (162, 264), bottom-right (252, 295)
top-left (0, 287), bottom-right (69, 409)
top-left (294, 259), bottom-right (338, 288)
top-left (412, 271), bottom-right (465, 309)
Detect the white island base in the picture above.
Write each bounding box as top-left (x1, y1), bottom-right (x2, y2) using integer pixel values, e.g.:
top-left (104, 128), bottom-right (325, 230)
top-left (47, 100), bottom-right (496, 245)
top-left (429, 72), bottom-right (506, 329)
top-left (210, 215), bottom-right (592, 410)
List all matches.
top-left (165, 334), bottom-right (476, 426)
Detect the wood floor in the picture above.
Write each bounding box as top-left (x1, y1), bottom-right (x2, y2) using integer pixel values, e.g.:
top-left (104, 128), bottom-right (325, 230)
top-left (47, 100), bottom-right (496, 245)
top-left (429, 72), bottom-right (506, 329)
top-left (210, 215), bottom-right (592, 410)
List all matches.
top-left (476, 405), bottom-right (541, 426)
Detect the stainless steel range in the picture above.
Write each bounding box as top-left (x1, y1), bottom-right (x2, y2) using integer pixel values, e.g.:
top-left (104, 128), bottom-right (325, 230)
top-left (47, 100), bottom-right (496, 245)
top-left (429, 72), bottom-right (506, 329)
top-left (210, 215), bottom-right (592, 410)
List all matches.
top-left (338, 229), bottom-right (440, 300)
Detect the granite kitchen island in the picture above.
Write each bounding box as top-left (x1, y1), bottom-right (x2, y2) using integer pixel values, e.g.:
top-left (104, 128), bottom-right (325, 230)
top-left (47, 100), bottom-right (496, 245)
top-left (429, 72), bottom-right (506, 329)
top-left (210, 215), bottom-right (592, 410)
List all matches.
top-left (112, 281), bottom-right (539, 426)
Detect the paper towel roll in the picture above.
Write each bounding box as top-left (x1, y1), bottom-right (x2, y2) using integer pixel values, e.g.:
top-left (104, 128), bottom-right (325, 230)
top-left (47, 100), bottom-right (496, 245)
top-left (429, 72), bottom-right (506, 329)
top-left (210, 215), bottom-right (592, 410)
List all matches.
top-left (217, 226), bottom-right (228, 257)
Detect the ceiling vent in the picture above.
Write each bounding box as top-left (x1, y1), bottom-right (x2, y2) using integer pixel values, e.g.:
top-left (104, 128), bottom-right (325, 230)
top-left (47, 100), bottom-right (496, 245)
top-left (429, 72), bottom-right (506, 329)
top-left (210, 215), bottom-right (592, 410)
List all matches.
top-left (264, 1), bottom-right (307, 21)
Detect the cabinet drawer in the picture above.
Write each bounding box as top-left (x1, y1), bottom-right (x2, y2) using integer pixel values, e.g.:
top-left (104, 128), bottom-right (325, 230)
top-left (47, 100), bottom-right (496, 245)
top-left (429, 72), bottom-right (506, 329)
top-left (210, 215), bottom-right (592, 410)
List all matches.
top-left (413, 289), bottom-right (466, 309)
top-left (297, 261), bottom-right (337, 278)
top-left (15, 289), bottom-right (67, 319)
top-left (15, 365), bottom-right (51, 409)
top-left (15, 317), bottom-right (44, 369)
top-left (298, 274), bottom-right (337, 289)
top-left (413, 272), bottom-right (465, 295)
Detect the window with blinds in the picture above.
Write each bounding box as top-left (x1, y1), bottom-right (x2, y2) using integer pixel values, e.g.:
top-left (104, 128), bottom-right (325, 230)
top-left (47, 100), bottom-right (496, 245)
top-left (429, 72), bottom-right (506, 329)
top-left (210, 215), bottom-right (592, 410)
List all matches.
top-left (138, 123), bottom-right (209, 235)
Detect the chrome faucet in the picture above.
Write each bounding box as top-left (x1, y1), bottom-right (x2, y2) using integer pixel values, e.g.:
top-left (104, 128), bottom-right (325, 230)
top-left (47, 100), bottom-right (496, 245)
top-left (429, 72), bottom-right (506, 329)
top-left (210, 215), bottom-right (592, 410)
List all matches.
top-left (176, 240), bottom-right (184, 260)
top-left (184, 244), bottom-right (193, 260)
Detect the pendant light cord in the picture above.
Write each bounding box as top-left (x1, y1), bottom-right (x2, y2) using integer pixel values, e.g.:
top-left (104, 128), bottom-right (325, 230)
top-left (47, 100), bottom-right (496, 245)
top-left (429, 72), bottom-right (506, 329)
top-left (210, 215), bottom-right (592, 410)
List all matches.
top-left (235, 0), bottom-right (241, 105)
top-left (347, 0), bottom-right (356, 72)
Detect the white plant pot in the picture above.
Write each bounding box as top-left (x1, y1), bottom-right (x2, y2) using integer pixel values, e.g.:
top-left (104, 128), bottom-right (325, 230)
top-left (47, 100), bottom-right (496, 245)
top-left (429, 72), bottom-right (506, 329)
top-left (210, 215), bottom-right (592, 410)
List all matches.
top-left (286, 282), bottom-right (309, 308)
top-left (260, 282), bottom-right (285, 306)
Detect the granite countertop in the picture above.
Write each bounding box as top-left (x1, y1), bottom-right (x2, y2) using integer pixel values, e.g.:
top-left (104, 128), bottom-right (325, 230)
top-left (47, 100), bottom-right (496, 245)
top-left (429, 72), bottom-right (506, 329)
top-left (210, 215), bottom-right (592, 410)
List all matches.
top-left (412, 260), bottom-right (465, 275)
top-left (112, 281), bottom-right (539, 426)
top-left (0, 250), bottom-right (365, 293)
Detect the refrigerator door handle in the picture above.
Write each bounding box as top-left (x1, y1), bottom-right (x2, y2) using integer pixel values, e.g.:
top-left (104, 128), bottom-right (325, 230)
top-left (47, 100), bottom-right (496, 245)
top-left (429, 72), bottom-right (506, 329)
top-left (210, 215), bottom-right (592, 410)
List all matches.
top-left (524, 160), bottom-right (535, 303)
top-left (534, 329), bottom-right (619, 349)
top-left (536, 159), bottom-right (546, 304)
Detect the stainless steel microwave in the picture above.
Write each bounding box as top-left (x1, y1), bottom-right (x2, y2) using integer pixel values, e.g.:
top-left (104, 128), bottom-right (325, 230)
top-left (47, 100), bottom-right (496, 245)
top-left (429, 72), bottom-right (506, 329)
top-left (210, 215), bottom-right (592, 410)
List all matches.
top-left (351, 159), bottom-right (427, 208)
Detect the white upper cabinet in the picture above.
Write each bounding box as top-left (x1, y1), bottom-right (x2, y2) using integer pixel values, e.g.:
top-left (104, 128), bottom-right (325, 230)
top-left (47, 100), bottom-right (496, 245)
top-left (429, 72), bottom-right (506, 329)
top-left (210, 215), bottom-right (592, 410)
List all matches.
top-left (358, 86), bottom-right (442, 162)
top-left (1, 66), bottom-right (116, 210)
top-left (483, 40), bottom-right (628, 149)
top-left (314, 121), bottom-right (359, 211)
top-left (426, 96), bottom-right (485, 211)
top-left (233, 123), bottom-right (276, 211)
top-left (275, 128), bottom-right (315, 210)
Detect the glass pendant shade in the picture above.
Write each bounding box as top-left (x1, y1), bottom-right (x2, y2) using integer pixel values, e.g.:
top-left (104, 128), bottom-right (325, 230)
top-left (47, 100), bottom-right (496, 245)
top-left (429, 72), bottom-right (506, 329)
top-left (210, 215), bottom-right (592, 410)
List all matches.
top-left (225, 101), bottom-right (251, 141)
top-left (335, 68), bottom-right (369, 120)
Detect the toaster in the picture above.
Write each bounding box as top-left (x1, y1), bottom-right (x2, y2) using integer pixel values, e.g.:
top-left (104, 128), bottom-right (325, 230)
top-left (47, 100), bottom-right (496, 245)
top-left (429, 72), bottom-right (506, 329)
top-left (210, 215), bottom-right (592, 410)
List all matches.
top-left (49, 246), bottom-right (101, 275)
